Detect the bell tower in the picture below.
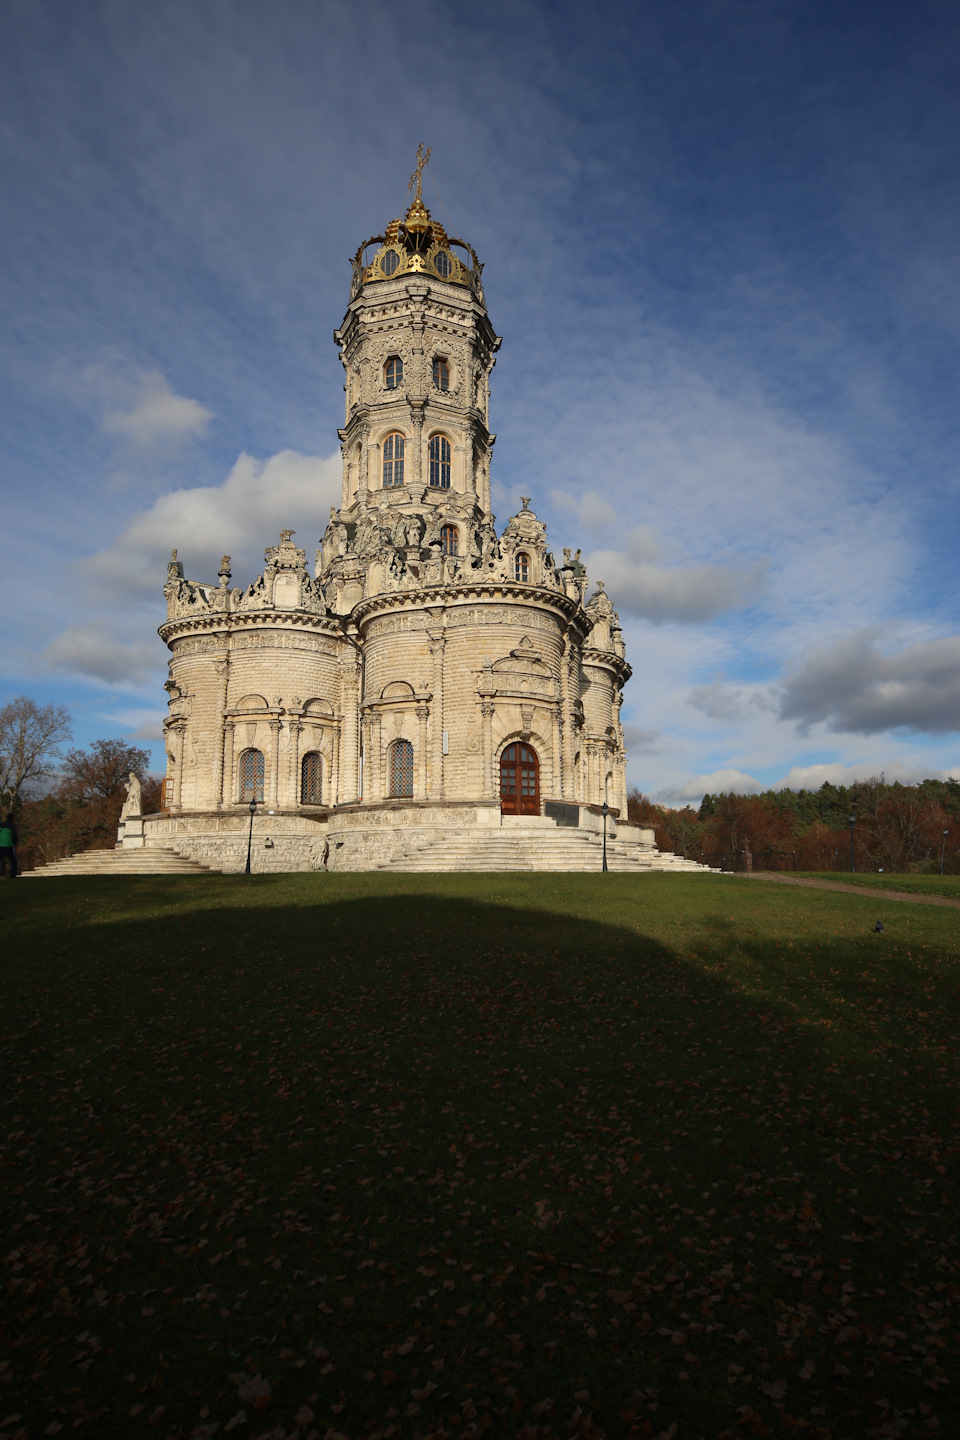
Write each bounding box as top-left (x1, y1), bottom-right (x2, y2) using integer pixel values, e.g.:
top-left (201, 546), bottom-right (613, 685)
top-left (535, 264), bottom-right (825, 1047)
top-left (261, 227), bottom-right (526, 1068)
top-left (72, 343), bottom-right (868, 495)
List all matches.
top-left (332, 158), bottom-right (501, 539)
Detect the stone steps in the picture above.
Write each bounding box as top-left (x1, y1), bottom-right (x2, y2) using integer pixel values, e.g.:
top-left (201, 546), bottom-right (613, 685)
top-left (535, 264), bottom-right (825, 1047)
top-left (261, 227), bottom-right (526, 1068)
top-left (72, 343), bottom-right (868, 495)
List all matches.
top-left (25, 846), bottom-right (219, 877)
top-left (379, 830), bottom-right (711, 873)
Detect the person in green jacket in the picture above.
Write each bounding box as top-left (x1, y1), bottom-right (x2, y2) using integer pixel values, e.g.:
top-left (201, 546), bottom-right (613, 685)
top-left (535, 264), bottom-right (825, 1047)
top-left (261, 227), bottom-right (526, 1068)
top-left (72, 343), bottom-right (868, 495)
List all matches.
top-left (0, 816), bottom-right (18, 878)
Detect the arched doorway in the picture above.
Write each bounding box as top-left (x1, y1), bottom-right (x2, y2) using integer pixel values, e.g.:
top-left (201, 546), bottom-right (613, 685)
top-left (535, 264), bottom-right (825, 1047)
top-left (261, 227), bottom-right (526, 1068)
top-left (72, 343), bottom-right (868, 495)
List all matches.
top-left (500, 742), bottom-right (540, 816)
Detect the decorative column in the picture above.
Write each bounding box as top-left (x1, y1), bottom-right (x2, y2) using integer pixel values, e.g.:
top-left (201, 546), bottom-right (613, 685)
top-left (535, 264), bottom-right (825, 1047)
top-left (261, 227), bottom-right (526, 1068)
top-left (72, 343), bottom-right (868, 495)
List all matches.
top-left (331, 721), bottom-right (341, 806)
top-left (267, 716), bottom-right (281, 808)
top-left (370, 713), bottom-right (382, 800)
top-left (223, 721), bottom-right (236, 806)
top-left (560, 637), bottom-right (577, 798)
top-left (213, 655), bottom-right (229, 808)
top-left (551, 705), bottom-right (562, 799)
top-left (410, 403), bottom-right (424, 489)
top-left (416, 703), bottom-right (429, 800)
top-left (169, 721), bottom-right (186, 810)
top-left (481, 699), bottom-right (494, 799)
top-left (339, 660), bottom-right (361, 803)
top-left (287, 717), bottom-right (301, 808)
top-left (428, 632), bottom-right (445, 798)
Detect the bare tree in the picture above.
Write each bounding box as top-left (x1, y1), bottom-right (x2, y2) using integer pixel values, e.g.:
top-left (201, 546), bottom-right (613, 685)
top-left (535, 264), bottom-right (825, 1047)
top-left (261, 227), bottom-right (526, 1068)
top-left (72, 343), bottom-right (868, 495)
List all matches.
top-left (0, 696), bottom-right (72, 807)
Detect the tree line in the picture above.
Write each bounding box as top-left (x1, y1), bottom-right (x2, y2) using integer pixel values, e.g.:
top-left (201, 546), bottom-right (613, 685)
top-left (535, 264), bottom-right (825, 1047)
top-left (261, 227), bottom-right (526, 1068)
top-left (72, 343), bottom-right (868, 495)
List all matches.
top-left (627, 776), bottom-right (960, 874)
top-left (0, 696), bottom-right (160, 872)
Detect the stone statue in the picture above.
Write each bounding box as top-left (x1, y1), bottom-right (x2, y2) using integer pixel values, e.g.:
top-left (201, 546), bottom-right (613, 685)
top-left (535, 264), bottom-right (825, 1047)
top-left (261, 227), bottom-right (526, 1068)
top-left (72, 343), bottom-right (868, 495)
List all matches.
top-left (120, 772), bottom-right (142, 820)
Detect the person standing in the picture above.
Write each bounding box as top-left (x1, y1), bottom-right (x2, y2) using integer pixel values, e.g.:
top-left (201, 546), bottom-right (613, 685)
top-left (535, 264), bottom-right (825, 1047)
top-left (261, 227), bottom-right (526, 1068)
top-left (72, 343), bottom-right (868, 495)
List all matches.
top-left (0, 815), bottom-right (18, 879)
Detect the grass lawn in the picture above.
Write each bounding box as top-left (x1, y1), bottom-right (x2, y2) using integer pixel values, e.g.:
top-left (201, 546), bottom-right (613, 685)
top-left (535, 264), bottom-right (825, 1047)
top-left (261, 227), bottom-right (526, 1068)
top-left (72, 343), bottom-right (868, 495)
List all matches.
top-left (795, 873), bottom-right (960, 902)
top-left (2, 872), bottom-right (958, 1440)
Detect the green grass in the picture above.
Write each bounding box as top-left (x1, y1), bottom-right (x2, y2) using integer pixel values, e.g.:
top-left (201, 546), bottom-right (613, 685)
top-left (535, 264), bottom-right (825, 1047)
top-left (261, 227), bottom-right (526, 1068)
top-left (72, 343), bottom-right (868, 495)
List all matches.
top-left (795, 871), bottom-right (960, 900)
top-left (2, 872), bottom-right (959, 1440)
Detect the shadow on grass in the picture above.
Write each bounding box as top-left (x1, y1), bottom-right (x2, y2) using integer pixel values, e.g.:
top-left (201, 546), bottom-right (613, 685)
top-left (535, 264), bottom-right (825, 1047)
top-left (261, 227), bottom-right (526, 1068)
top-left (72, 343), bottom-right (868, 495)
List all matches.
top-left (2, 879), bottom-right (958, 1438)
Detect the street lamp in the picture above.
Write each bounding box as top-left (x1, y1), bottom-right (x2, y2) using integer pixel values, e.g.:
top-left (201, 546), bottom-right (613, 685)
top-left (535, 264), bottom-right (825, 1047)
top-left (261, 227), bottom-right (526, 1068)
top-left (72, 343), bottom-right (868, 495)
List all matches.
top-left (600, 800), bottom-right (609, 872)
top-left (848, 810), bottom-right (856, 874)
top-left (245, 796), bottom-right (258, 875)
top-left (940, 828), bottom-right (950, 877)
top-left (833, 849), bottom-right (839, 872)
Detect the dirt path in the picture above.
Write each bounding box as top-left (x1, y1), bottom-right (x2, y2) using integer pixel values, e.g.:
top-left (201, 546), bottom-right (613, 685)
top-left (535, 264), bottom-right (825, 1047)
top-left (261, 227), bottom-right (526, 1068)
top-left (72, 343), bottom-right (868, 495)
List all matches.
top-left (743, 871), bottom-right (960, 909)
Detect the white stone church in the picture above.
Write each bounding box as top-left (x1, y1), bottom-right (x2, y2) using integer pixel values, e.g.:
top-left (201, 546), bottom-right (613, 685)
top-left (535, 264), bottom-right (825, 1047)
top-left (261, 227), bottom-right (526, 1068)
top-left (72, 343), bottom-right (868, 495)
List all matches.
top-left (132, 174), bottom-right (702, 874)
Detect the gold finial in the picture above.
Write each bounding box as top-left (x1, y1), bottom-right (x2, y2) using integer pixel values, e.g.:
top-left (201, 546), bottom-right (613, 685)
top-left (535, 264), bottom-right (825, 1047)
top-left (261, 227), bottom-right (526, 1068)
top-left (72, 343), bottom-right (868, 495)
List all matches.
top-left (408, 142), bottom-right (432, 204)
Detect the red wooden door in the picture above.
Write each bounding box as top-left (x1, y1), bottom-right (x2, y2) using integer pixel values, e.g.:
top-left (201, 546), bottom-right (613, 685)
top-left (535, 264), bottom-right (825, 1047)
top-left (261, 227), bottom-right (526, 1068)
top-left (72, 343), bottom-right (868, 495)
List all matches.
top-left (500, 743), bottom-right (540, 815)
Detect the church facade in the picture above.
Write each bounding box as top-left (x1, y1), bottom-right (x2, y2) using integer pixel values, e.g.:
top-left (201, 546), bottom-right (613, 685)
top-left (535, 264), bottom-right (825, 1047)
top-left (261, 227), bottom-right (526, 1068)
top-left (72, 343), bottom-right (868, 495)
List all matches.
top-left (143, 180), bottom-right (645, 871)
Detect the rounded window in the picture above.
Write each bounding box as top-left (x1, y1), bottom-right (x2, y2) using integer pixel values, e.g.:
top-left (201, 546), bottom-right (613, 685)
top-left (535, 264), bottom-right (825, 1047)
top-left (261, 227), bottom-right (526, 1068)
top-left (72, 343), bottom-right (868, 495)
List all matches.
top-left (384, 355), bottom-right (403, 390)
top-left (433, 357), bottom-right (449, 391)
top-left (383, 432), bottom-right (405, 487)
top-left (389, 739), bottom-right (414, 798)
top-left (434, 250), bottom-right (452, 277)
top-left (239, 748), bottom-right (265, 803)
top-left (515, 551), bottom-right (530, 582)
top-left (301, 752), bottom-right (322, 806)
top-left (381, 249), bottom-right (400, 276)
top-left (441, 524), bottom-right (458, 556)
top-left (429, 434), bottom-right (451, 489)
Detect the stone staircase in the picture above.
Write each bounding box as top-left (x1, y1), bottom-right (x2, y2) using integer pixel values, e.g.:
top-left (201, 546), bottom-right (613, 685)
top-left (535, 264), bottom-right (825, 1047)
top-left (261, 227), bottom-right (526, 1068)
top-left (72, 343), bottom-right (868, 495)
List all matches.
top-left (25, 845), bottom-right (219, 878)
top-left (378, 828), bottom-right (711, 873)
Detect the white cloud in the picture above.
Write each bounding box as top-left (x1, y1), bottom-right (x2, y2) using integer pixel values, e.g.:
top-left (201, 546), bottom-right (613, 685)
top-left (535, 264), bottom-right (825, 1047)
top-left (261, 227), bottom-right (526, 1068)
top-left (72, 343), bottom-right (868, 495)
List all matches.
top-left (622, 724), bottom-right (661, 753)
top-left (588, 545), bottom-right (768, 623)
top-left (43, 625), bottom-right (161, 685)
top-left (550, 488), bottom-right (619, 535)
top-left (101, 369), bottom-right (213, 447)
top-left (662, 768), bottom-right (763, 803)
top-left (81, 449), bottom-right (342, 597)
top-left (772, 759), bottom-right (957, 791)
top-left (780, 629), bottom-right (960, 735)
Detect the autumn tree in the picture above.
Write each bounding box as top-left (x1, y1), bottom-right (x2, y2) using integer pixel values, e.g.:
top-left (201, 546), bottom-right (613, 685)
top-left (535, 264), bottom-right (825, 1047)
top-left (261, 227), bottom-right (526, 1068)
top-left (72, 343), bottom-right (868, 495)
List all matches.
top-left (0, 695), bottom-right (72, 808)
top-left (17, 739), bottom-right (161, 870)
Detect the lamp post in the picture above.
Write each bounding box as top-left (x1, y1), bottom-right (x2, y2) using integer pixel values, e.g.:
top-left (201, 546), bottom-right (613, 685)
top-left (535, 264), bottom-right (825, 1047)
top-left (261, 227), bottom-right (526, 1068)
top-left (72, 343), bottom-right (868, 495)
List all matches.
top-left (600, 800), bottom-right (609, 872)
top-left (245, 796), bottom-right (258, 875)
top-left (833, 849), bottom-right (839, 872)
top-left (940, 828), bottom-right (950, 877)
top-left (848, 810), bottom-right (856, 874)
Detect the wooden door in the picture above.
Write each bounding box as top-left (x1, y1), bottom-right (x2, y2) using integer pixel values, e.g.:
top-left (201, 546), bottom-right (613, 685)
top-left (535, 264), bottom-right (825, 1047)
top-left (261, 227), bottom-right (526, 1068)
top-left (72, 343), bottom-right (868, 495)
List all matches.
top-left (500, 743), bottom-right (540, 815)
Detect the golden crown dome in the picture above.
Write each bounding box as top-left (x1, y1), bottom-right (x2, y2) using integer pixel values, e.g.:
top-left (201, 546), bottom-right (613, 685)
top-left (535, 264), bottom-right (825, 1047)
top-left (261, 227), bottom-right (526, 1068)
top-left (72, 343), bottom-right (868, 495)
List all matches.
top-left (349, 195), bottom-right (483, 303)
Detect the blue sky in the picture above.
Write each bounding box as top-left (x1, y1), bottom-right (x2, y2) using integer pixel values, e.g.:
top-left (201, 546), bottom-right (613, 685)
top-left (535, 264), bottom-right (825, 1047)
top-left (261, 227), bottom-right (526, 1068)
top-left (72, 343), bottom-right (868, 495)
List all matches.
top-left (2, 0), bottom-right (958, 801)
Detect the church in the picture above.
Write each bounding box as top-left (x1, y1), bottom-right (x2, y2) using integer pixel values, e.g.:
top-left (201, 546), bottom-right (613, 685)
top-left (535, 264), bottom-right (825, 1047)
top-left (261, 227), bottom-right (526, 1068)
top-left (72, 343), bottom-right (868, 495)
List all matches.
top-left (140, 161), bottom-right (694, 873)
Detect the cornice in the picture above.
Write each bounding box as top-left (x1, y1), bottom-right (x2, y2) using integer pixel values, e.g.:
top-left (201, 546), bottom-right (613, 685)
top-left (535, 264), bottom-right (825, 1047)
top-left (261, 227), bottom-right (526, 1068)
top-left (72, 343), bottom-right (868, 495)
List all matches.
top-left (159, 611), bottom-right (347, 646)
top-left (351, 581), bottom-right (590, 634)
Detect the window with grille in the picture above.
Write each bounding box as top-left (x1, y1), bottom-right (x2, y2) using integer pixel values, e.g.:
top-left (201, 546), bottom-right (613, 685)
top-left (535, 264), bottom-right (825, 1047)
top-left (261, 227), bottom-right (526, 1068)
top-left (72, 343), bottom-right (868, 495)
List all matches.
top-left (389, 739), bottom-right (414, 798)
top-left (441, 524), bottom-right (458, 556)
top-left (515, 551), bottom-right (530, 582)
top-left (301, 751), bottom-right (322, 805)
top-left (433, 357), bottom-right (449, 391)
top-left (383, 432), bottom-right (405, 487)
top-left (239, 748), bottom-right (265, 803)
top-left (384, 356), bottom-right (403, 389)
top-left (429, 434), bottom-right (451, 488)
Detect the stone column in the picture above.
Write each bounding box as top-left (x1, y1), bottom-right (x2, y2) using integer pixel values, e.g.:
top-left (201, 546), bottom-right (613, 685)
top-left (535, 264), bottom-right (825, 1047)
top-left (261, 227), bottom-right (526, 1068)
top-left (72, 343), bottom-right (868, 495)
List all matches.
top-left (428, 632), bottom-right (445, 797)
top-left (169, 722), bottom-right (186, 810)
top-left (223, 721), bottom-right (236, 806)
top-left (416, 703), bottom-right (429, 800)
top-left (213, 655), bottom-right (229, 808)
top-left (287, 719), bottom-right (301, 807)
top-left (331, 721), bottom-right (341, 806)
top-left (370, 713), bottom-right (382, 801)
top-left (267, 718), bottom-right (281, 808)
top-left (481, 699), bottom-right (494, 799)
top-left (560, 638), bottom-right (576, 799)
top-left (339, 661), bottom-right (361, 803)
top-left (411, 403), bottom-right (424, 489)
top-left (551, 705), bottom-right (562, 799)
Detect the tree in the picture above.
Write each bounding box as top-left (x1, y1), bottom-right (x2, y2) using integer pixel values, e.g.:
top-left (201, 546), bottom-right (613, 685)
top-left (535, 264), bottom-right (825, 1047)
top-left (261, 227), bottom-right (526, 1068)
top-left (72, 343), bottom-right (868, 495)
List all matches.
top-left (0, 695), bottom-right (72, 808)
top-left (58, 738), bottom-right (153, 805)
top-left (16, 739), bottom-right (161, 870)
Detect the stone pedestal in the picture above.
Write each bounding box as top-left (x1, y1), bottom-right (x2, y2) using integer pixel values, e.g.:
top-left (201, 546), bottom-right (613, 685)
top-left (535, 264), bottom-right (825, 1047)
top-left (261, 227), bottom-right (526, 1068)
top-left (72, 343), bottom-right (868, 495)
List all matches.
top-left (118, 817), bottom-right (145, 849)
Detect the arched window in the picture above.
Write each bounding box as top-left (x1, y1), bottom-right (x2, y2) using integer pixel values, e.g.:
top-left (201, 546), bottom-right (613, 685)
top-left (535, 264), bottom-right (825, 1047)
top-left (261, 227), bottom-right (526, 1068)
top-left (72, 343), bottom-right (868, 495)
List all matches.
top-left (301, 752), bottom-right (322, 805)
top-left (239, 748), bottom-right (265, 803)
top-left (429, 434), bottom-right (451, 489)
top-left (433, 357), bottom-right (449, 391)
top-left (384, 356), bottom-right (403, 390)
top-left (515, 551), bottom-right (530, 582)
top-left (389, 739), bottom-right (414, 798)
top-left (441, 524), bottom-right (458, 556)
top-left (383, 432), bottom-right (405, 487)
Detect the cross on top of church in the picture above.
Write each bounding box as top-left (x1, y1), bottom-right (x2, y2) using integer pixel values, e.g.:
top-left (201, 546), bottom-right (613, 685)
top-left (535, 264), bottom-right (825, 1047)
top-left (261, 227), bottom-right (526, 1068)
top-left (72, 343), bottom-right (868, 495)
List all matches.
top-left (408, 142), bottom-right (432, 204)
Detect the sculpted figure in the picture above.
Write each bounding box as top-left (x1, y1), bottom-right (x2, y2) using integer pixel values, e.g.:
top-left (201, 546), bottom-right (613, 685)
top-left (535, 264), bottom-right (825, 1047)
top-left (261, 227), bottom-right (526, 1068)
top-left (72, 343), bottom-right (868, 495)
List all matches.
top-left (120, 772), bottom-right (142, 820)
top-left (405, 517), bottom-right (423, 550)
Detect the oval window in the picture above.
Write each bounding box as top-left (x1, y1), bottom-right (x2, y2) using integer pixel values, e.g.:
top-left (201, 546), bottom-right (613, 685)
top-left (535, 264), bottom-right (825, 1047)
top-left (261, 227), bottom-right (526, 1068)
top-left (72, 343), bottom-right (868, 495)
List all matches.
top-left (434, 251), bottom-right (452, 277)
top-left (381, 249), bottom-right (400, 276)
